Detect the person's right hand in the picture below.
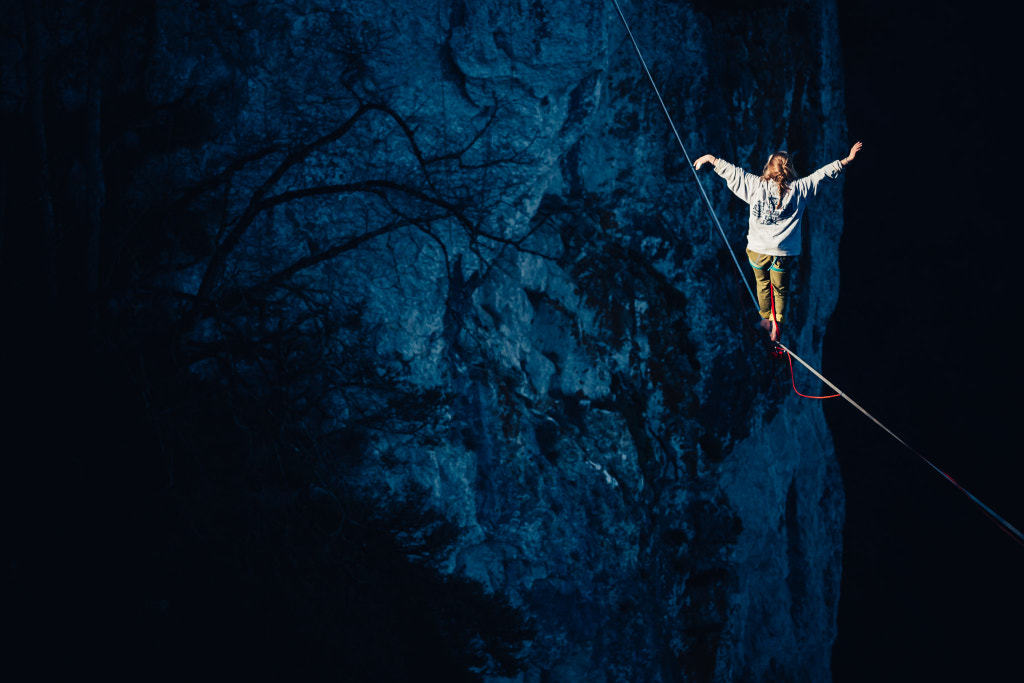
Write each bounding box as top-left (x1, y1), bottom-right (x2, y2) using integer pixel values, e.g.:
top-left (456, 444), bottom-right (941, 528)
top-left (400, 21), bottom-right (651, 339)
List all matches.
top-left (694, 154), bottom-right (718, 170)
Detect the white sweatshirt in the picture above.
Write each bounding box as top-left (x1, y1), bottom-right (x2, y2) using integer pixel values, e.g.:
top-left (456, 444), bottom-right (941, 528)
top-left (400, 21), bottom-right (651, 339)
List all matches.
top-left (713, 158), bottom-right (845, 256)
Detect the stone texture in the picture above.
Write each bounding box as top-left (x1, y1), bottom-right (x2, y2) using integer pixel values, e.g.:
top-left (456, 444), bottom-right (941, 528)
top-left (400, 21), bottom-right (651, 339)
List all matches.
top-left (129, 0), bottom-right (848, 680)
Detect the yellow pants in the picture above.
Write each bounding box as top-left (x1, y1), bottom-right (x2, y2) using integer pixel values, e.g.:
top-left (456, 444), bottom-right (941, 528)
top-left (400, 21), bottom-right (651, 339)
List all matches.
top-left (746, 248), bottom-right (793, 323)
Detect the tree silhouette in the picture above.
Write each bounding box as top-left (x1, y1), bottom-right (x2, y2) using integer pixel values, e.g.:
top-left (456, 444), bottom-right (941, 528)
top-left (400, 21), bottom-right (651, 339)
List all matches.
top-left (2, 2), bottom-right (534, 678)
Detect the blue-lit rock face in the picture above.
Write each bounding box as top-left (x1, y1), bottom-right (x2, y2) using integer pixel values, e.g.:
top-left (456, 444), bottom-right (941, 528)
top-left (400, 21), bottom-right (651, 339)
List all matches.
top-left (131, 0), bottom-right (846, 680)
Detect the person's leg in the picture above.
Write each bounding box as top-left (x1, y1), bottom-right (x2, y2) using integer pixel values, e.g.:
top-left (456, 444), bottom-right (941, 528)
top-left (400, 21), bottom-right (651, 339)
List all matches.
top-left (746, 249), bottom-right (779, 341)
top-left (746, 249), bottom-right (773, 320)
top-left (768, 256), bottom-right (792, 324)
top-left (764, 256), bottom-right (793, 342)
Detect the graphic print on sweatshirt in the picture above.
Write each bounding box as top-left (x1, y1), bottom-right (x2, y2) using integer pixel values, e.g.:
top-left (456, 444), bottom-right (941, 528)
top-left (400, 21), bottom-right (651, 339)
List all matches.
top-left (751, 194), bottom-right (797, 226)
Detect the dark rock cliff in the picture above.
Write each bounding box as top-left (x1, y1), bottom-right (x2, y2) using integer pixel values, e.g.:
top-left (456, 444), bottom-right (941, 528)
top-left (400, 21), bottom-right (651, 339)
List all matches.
top-left (3, 1), bottom-right (847, 680)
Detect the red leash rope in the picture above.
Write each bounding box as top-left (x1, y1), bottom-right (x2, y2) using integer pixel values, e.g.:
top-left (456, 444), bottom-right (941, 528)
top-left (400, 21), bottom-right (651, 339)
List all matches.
top-left (768, 282), bottom-right (839, 399)
top-left (785, 351), bottom-right (840, 399)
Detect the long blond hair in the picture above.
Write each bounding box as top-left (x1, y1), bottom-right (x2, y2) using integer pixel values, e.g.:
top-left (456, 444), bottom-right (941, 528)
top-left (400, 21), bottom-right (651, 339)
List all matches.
top-left (761, 152), bottom-right (798, 205)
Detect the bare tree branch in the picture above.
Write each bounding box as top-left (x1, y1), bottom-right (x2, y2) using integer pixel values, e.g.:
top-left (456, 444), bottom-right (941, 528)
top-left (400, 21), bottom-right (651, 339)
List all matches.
top-left (196, 102), bottom-right (385, 300)
top-left (216, 216), bottom-right (437, 311)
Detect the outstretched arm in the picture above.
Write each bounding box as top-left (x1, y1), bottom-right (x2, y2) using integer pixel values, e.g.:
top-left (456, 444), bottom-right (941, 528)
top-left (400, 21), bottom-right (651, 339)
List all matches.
top-left (796, 142), bottom-right (865, 195)
top-left (840, 141), bottom-right (863, 167)
top-left (694, 154), bottom-right (718, 170)
top-left (696, 155), bottom-right (761, 203)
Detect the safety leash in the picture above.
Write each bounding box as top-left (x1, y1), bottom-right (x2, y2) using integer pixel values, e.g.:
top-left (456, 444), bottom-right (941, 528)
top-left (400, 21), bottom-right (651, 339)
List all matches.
top-left (769, 283), bottom-right (839, 399)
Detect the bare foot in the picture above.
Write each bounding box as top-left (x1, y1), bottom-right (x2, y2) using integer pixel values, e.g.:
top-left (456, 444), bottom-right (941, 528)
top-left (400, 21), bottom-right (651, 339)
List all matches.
top-left (757, 319), bottom-right (773, 335)
top-left (770, 321), bottom-right (781, 343)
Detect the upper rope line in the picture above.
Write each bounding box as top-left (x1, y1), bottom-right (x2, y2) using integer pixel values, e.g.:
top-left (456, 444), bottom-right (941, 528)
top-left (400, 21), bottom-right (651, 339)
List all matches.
top-left (608, 0), bottom-right (758, 310)
top-left (608, 0), bottom-right (1024, 547)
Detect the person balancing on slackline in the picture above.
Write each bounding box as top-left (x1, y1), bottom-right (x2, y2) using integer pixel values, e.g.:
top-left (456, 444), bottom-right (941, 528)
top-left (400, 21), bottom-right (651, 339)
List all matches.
top-left (694, 141), bottom-right (863, 343)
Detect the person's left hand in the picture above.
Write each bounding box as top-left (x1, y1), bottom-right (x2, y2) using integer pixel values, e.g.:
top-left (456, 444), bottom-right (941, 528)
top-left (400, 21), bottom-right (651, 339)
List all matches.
top-left (844, 141), bottom-right (863, 164)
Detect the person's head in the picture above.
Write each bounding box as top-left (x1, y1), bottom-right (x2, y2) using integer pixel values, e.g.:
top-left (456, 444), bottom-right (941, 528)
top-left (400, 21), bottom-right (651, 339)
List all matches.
top-left (762, 151), bottom-right (799, 188)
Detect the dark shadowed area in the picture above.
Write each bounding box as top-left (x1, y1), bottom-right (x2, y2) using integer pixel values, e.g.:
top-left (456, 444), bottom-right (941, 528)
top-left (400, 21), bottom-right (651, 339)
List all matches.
top-left (829, 1), bottom-right (1024, 681)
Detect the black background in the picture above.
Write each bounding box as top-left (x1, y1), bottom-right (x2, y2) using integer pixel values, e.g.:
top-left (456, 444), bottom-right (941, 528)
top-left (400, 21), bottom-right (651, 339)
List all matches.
top-left (828, 2), bottom-right (1024, 681)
